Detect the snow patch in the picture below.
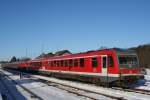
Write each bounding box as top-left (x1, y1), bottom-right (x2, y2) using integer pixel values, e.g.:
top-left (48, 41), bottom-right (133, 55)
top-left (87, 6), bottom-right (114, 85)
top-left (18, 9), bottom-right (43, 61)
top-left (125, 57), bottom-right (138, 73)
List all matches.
top-left (146, 69), bottom-right (150, 75)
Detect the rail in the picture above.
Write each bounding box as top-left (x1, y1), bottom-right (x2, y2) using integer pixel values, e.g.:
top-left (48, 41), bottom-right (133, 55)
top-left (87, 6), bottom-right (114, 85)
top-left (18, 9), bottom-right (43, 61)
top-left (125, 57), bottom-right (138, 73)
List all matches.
top-left (0, 71), bottom-right (17, 100)
top-left (0, 71), bottom-right (43, 100)
top-left (112, 87), bottom-right (150, 96)
top-left (3, 68), bottom-right (150, 100)
top-left (3, 69), bottom-right (125, 100)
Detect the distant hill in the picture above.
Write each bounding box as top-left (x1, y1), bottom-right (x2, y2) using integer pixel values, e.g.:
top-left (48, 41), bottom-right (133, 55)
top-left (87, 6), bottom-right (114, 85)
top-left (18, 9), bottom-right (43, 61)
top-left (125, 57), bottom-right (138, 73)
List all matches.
top-left (130, 44), bottom-right (150, 68)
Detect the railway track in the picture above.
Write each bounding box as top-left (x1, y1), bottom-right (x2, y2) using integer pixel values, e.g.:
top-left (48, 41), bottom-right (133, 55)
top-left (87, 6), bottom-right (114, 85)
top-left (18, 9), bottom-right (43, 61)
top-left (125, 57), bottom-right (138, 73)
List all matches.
top-left (3, 69), bottom-right (150, 100)
top-left (2, 69), bottom-right (125, 100)
top-left (112, 87), bottom-right (150, 96)
top-left (39, 79), bottom-right (124, 100)
top-left (0, 71), bottom-right (16, 100)
top-left (22, 71), bottom-right (150, 98)
top-left (0, 71), bottom-right (43, 100)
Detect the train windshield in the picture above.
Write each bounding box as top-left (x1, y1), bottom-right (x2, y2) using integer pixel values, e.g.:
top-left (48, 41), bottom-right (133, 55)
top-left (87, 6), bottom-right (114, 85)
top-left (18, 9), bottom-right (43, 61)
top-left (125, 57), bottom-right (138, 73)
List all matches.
top-left (118, 55), bottom-right (139, 68)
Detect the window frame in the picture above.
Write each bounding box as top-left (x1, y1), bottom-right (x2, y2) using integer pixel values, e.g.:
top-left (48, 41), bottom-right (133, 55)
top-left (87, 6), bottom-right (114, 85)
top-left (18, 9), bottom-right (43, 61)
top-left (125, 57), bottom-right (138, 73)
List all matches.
top-left (60, 60), bottom-right (64, 67)
top-left (74, 59), bottom-right (78, 67)
top-left (108, 56), bottom-right (114, 67)
top-left (80, 58), bottom-right (84, 67)
top-left (69, 59), bottom-right (73, 67)
top-left (64, 60), bottom-right (68, 67)
top-left (91, 57), bottom-right (98, 68)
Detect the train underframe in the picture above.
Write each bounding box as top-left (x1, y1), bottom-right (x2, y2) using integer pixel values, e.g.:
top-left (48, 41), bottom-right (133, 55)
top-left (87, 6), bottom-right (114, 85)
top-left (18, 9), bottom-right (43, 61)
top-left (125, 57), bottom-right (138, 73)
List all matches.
top-left (3, 67), bottom-right (143, 88)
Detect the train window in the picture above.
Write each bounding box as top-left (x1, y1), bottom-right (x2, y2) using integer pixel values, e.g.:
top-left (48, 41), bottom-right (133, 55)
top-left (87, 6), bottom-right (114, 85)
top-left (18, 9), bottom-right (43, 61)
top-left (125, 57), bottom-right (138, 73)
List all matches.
top-left (34, 62), bottom-right (41, 67)
top-left (54, 61), bottom-right (56, 67)
top-left (108, 56), bottom-right (114, 67)
top-left (80, 58), bottom-right (84, 67)
top-left (92, 57), bottom-right (98, 67)
top-left (33, 62), bottom-right (36, 67)
top-left (51, 61), bottom-right (53, 67)
top-left (58, 61), bottom-right (60, 67)
top-left (56, 61), bottom-right (60, 67)
top-left (69, 59), bottom-right (73, 67)
top-left (55, 61), bottom-right (57, 67)
top-left (56, 61), bottom-right (58, 67)
top-left (61, 60), bottom-right (64, 67)
top-left (30, 63), bottom-right (32, 67)
top-left (64, 60), bottom-right (68, 67)
top-left (74, 59), bottom-right (78, 67)
top-left (34, 62), bottom-right (36, 67)
top-left (48, 61), bottom-right (51, 67)
top-left (39, 62), bottom-right (42, 67)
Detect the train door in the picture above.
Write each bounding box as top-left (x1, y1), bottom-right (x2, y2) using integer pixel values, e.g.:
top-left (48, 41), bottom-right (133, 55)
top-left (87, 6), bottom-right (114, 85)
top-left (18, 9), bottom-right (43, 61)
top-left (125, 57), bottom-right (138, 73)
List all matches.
top-left (102, 55), bottom-right (107, 74)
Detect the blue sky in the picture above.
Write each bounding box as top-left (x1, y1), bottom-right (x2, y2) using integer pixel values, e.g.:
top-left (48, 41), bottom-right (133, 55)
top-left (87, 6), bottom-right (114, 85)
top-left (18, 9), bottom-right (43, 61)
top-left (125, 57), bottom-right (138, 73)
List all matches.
top-left (0, 0), bottom-right (150, 60)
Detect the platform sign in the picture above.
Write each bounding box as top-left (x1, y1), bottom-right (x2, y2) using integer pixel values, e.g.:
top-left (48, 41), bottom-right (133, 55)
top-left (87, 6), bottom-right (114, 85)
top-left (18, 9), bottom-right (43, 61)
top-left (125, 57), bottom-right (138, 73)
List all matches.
top-left (102, 55), bottom-right (107, 74)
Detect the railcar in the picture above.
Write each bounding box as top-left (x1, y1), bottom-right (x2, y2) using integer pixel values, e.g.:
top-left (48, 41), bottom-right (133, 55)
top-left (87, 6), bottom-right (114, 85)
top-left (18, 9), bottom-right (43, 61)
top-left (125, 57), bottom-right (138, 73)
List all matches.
top-left (3, 48), bottom-right (143, 86)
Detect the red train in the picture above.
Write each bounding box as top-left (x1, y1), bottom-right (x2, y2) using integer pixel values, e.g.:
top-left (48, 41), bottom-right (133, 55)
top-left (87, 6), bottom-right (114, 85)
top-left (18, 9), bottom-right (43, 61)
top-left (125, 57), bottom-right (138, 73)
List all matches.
top-left (3, 48), bottom-right (143, 86)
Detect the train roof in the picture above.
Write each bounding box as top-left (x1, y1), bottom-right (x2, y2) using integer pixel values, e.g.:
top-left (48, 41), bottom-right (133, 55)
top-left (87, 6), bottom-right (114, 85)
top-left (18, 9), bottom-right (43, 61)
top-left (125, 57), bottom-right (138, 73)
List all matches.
top-left (29, 48), bottom-right (137, 62)
top-left (112, 48), bottom-right (137, 55)
top-left (8, 48), bottom-right (137, 63)
top-left (41, 48), bottom-right (129, 61)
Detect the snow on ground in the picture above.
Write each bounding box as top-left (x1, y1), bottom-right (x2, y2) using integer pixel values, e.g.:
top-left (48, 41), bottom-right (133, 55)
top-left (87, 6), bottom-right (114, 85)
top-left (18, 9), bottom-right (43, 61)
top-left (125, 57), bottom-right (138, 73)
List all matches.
top-left (136, 69), bottom-right (150, 90)
top-left (0, 69), bottom-right (112, 100)
top-left (0, 72), bottom-right (27, 100)
top-left (146, 69), bottom-right (150, 75)
top-left (32, 74), bottom-right (150, 100)
top-left (2, 69), bottom-right (150, 100)
top-left (0, 94), bottom-right (2, 100)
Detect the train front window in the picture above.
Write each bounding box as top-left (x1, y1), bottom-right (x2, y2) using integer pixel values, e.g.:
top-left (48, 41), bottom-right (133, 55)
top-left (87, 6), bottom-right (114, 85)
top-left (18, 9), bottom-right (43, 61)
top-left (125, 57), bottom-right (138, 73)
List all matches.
top-left (118, 55), bottom-right (139, 68)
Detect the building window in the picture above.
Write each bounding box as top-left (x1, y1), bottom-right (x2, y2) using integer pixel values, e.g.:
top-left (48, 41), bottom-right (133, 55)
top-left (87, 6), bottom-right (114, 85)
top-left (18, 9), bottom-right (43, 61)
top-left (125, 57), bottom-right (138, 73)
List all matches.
top-left (80, 58), bottom-right (84, 67)
top-left (92, 57), bottom-right (98, 67)
top-left (74, 59), bottom-right (78, 67)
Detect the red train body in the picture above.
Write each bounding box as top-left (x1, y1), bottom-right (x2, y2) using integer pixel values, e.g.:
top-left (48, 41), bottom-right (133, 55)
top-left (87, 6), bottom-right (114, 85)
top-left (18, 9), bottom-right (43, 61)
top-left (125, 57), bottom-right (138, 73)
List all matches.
top-left (3, 49), bottom-right (143, 85)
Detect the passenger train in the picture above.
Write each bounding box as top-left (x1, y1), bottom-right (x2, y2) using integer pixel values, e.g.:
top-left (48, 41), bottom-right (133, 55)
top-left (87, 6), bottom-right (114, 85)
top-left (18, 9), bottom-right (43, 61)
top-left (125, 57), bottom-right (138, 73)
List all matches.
top-left (3, 48), bottom-right (143, 86)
